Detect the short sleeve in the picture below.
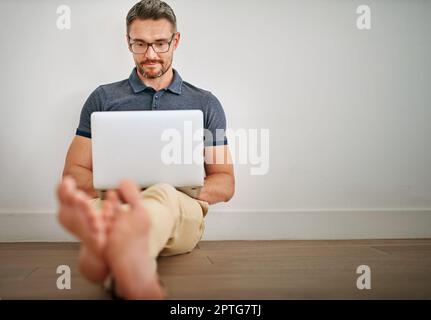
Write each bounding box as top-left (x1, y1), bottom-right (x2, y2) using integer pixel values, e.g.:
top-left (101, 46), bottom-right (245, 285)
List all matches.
top-left (204, 93), bottom-right (228, 147)
top-left (76, 86), bottom-right (105, 139)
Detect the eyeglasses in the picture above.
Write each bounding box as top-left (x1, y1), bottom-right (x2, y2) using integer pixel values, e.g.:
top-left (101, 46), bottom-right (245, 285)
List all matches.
top-left (128, 33), bottom-right (176, 54)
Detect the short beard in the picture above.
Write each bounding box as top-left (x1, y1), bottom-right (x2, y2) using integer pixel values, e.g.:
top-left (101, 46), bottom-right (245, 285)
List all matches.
top-left (138, 59), bottom-right (173, 79)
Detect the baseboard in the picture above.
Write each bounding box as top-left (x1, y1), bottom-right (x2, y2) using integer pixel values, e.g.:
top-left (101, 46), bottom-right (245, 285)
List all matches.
top-left (0, 209), bottom-right (430, 242)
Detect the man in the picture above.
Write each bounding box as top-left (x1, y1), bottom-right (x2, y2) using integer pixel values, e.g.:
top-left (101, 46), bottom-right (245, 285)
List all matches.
top-left (57, 0), bottom-right (234, 299)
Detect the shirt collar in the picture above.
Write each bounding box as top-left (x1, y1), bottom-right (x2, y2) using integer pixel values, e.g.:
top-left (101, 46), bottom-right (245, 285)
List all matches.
top-left (128, 68), bottom-right (183, 95)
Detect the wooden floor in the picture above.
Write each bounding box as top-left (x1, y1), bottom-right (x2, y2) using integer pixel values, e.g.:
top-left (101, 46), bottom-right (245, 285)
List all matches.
top-left (0, 239), bottom-right (430, 299)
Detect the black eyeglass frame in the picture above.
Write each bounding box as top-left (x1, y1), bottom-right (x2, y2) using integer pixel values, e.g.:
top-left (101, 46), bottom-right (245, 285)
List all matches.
top-left (128, 33), bottom-right (177, 54)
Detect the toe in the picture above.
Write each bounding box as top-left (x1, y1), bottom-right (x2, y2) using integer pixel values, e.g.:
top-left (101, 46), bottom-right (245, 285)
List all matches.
top-left (118, 180), bottom-right (143, 208)
top-left (102, 196), bottom-right (114, 221)
top-left (106, 190), bottom-right (122, 217)
top-left (62, 177), bottom-right (79, 205)
top-left (75, 191), bottom-right (98, 225)
top-left (57, 178), bottom-right (73, 205)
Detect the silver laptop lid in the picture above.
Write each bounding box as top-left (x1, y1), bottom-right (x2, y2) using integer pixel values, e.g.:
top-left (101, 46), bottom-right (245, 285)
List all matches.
top-left (91, 110), bottom-right (204, 190)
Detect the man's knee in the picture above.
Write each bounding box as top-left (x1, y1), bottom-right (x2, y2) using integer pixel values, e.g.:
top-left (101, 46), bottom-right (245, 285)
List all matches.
top-left (143, 182), bottom-right (178, 203)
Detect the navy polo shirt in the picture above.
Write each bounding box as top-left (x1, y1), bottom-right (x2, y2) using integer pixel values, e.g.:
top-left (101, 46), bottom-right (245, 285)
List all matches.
top-left (76, 68), bottom-right (228, 146)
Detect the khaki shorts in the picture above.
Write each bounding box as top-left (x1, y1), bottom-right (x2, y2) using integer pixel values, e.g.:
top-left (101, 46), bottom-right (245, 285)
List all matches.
top-left (90, 183), bottom-right (209, 258)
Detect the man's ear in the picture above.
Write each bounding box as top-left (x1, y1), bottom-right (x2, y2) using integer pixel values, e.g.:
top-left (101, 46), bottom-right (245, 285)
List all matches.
top-left (173, 32), bottom-right (181, 50)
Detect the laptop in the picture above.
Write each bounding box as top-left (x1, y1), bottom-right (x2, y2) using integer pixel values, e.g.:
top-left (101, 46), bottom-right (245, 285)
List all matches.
top-left (91, 110), bottom-right (205, 199)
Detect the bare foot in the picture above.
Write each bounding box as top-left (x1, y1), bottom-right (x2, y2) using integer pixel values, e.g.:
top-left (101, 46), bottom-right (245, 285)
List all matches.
top-left (57, 176), bottom-right (111, 282)
top-left (57, 176), bottom-right (110, 255)
top-left (106, 180), bottom-right (165, 300)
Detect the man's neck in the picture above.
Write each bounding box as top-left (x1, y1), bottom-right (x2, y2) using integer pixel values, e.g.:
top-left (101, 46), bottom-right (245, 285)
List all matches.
top-left (137, 67), bottom-right (174, 92)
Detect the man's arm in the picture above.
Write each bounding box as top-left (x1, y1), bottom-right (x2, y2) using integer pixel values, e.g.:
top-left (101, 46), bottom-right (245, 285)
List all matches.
top-left (197, 145), bottom-right (235, 205)
top-left (62, 135), bottom-right (98, 198)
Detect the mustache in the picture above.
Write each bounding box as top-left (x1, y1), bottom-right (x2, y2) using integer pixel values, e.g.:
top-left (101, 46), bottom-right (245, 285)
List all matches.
top-left (141, 60), bottom-right (163, 65)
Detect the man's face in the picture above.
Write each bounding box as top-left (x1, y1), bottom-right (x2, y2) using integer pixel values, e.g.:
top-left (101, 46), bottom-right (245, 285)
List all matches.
top-left (127, 18), bottom-right (179, 79)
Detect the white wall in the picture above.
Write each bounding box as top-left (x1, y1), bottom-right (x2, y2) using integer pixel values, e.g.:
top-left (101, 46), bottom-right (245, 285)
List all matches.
top-left (0, 0), bottom-right (430, 241)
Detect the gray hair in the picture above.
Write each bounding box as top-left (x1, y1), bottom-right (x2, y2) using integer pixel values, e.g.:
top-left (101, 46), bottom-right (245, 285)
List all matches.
top-left (126, 0), bottom-right (177, 33)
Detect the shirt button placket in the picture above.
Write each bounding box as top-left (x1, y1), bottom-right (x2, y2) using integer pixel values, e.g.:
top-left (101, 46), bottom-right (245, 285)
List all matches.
top-left (152, 94), bottom-right (158, 110)
top-left (154, 92), bottom-right (162, 109)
